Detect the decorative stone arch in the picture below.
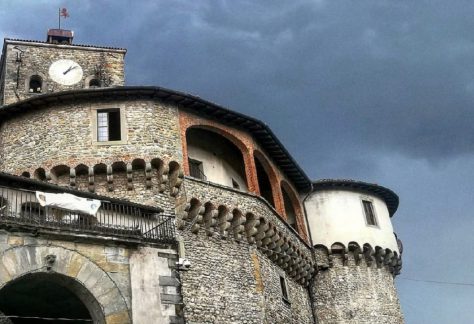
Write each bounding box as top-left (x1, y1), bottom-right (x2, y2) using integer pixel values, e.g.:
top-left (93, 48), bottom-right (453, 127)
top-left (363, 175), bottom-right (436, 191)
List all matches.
top-left (0, 245), bottom-right (131, 324)
top-left (24, 71), bottom-right (47, 94)
top-left (84, 75), bottom-right (101, 88)
top-left (253, 150), bottom-right (284, 214)
top-left (179, 114), bottom-right (258, 192)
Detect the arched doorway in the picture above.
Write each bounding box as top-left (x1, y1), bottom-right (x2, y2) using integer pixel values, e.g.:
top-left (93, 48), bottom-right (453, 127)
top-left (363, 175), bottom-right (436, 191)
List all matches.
top-left (0, 272), bottom-right (104, 324)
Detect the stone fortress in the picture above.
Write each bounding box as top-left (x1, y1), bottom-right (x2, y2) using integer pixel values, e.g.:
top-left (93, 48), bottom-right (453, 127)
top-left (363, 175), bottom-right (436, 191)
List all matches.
top-left (0, 29), bottom-right (404, 323)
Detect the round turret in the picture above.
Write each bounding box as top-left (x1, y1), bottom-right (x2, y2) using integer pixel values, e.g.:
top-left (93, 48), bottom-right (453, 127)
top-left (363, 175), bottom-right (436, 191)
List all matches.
top-left (305, 179), bottom-right (400, 253)
top-left (305, 179), bottom-right (404, 324)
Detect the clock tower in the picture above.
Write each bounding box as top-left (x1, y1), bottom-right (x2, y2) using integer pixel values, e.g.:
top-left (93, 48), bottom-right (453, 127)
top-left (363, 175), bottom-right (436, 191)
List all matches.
top-left (0, 29), bottom-right (126, 106)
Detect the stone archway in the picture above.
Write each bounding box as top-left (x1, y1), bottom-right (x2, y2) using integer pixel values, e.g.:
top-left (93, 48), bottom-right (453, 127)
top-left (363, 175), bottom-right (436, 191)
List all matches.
top-left (0, 245), bottom-right (131, 324)
top-left (0, 272), bottom-right (99, 323)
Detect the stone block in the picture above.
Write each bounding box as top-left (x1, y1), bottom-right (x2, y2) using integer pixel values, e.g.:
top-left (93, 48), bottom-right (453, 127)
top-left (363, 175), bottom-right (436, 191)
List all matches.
top-left (170, 315), bottom-right (185, 324)
top-left (98, 288), bottom-right (127, 316)
top-left (161, 293), bottom-right (182, 304)
top-left (67, 253), bottom-right (85, 278)
top-left (105, 311), bottom-right (131, 324)
top-left (159, 275), bottom-right (180, 287)
top-left (7, 236), bottom-right (23, 246)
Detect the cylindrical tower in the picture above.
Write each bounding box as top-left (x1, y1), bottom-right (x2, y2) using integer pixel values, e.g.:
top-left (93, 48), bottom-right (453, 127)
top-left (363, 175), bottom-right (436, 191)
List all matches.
top-left (304, 179), bottom-right (403, 324)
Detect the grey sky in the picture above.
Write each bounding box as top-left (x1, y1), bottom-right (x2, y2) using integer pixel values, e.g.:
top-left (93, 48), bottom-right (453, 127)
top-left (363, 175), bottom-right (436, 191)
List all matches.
top-left (2, 1), bottom-right (473, 322)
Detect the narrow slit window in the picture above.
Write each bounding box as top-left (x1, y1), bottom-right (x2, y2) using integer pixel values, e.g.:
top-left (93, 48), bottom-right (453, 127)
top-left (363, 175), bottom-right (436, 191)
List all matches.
top-left (280, 276), bottom-right (289, 302)
top-left (189, 158), bottom-right (204, 180)
top-left (97, 109), bottom-right (121, 142)
top-left (362, 200), bottom-right (377, 226)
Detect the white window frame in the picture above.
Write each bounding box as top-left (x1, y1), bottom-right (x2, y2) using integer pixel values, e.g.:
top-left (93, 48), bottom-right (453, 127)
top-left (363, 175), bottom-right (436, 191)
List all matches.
top-left (91, 104), bottom-right (127, 145)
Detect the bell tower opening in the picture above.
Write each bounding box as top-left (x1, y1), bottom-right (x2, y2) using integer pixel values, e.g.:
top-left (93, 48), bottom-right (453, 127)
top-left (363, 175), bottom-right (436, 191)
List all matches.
top-left (46, 29), bottom-right (74, 44)
top-left (0, 273), bottom-right (104, 324)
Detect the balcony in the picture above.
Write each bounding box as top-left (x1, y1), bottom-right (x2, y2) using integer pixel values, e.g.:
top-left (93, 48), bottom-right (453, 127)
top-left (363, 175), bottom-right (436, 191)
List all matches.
top-left (0, 176), bottom-right (175, 245)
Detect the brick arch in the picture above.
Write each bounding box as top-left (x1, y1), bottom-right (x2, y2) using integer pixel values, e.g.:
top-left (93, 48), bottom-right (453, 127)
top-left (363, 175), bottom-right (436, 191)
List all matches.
top-left (181, 120), bottom-right (256, 192)
top-left (0, 244), bottom-right (131, 324)
top-left (253, 150), bottom-right (285, 215)
top-left (280, 180), bottom-right (308, 240)
top-left (179, 111), bottom-right (258, 192)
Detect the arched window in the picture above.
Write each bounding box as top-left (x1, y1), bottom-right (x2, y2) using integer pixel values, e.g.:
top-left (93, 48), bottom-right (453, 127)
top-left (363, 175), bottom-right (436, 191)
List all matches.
top-left (29, 75), bottom-right (42, 93)
top-left (89, 78), bottom-right (101, 88)
top-left (281, 181), bottom-right (302, 232)
top-left (282, 186), bottom-right (297, 230)
top-left (186, 127), bottom-right (247, 190)
top-left (254, 153), bottom-right (275, 208)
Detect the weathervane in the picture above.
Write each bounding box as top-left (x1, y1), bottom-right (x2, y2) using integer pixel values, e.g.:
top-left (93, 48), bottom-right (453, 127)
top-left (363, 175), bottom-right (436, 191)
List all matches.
top-left (58, 7), bottom-right (69, 29)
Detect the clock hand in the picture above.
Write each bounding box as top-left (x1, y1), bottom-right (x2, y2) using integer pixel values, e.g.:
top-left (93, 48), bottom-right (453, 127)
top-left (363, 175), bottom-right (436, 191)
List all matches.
top-left (63, 65), bottom-right (78, 75)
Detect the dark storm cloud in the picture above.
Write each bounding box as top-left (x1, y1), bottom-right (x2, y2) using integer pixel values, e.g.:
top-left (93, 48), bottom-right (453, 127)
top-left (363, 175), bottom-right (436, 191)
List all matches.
top-left (111, 0), bottom-right (474, 165)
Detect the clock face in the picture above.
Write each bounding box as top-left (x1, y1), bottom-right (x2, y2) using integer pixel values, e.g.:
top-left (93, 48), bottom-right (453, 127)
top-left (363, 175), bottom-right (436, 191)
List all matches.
top-left (49, 59), bottom-right (83, 85)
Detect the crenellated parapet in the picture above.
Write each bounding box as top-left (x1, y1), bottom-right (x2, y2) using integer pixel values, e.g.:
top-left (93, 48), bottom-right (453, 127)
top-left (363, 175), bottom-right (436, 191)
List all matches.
top-left (15, 157), bottom-right (184, 196)
top-left (314, 242), bottom-right (402, 276)
top-left (178, 196), bottom-right (315, 286)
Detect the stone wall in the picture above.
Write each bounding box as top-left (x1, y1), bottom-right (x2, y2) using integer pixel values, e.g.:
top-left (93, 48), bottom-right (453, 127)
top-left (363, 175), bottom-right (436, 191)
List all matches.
top-left (0, 231), bottom-right (179, 324)
top-left (1, 40), bottom-right (125, 105)
top-left (311, 251), bottom-right (403, 324)
top-left (177, 178), bottom-right (314, 324)
top-left (0, 99), bottom-right (183, 213)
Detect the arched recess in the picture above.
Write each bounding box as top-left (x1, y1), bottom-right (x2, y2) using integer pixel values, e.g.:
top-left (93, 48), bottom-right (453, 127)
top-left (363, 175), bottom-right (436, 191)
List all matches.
top-left (132, 159), bottom-right (146, 179)
top-left (185, 127), bottom-right (248, 190)
top-left (253, 151), bottom-right (282, 212)
top-left (74, 164), bottom-right (90, 190)
top-left (25, 72), bottom-right (46, 94)
top-left (85, 75), bottom-right (101, 88)
top-left (281, 180), bottom-right (305, 236)
top-left (50, 165), bottom-right (70, 185)
top-left (0, 245), bottom-right (130, 323)
top-left (34, 168), bottom-right (46, 181)
top-left (93, 163), bottom-right (107, 186)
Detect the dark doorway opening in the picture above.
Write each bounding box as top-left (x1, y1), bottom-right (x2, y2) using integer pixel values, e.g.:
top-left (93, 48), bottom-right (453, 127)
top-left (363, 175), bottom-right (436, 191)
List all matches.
top-left (0, 273), bottom-right (100, 324)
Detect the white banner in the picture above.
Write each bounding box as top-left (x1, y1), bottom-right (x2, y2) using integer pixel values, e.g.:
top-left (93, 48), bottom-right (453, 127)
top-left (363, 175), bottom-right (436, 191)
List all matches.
top-left (36, 191), bottom-right (101, 216)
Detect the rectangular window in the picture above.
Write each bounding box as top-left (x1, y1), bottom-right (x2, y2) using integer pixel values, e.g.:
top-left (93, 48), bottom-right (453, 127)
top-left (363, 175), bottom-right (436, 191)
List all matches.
top-left (280, 275), bottom-right (289, 303)
top-left (362, 200), bottom-right (377, 226)
top-left (97, 109), bottom-right (121, 142)
top-left (189, 158), bottom-right (204, 179)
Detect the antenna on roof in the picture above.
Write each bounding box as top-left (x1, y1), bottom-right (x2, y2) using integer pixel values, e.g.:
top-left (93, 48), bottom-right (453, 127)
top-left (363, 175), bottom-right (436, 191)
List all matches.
top-left (58, 7), bottom-right (69, 30)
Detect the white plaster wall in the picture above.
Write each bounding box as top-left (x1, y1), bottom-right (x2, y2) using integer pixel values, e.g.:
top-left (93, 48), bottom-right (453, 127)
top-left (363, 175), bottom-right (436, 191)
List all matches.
top-left (130, 247), bottom-right (177, 324)
top-left (304, 189), bottom-right (399, 253)
top-left (187, 131), bottom-right (247, 190)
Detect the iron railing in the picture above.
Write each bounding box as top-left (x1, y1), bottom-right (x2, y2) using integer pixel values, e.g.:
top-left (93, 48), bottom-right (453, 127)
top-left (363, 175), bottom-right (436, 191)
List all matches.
top-left (0, 186), bottom-right (175, 244)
